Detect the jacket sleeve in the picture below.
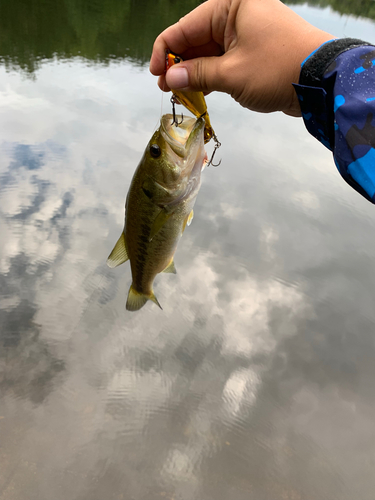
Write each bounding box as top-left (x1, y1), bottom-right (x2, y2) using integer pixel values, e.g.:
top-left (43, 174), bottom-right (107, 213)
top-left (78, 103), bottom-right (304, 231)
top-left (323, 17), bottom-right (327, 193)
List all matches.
top-left (293, 38), bottom-right (375, 203)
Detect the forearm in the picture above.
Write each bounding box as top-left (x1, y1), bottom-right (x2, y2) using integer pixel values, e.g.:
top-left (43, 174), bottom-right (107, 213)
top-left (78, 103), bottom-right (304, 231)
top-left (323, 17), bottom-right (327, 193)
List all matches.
top-left (293, 39), bottom-right (375, 203)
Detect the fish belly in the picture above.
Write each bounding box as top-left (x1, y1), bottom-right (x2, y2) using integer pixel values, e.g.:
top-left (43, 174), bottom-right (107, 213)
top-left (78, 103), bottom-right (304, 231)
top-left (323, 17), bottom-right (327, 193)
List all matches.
top-left (125, 193), bottom-right (193, 295)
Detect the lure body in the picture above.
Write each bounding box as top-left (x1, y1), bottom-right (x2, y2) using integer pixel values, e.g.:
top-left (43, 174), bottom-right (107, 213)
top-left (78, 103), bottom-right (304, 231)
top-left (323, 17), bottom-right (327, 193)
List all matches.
top-left (166, 50), bottom-right (215, 144)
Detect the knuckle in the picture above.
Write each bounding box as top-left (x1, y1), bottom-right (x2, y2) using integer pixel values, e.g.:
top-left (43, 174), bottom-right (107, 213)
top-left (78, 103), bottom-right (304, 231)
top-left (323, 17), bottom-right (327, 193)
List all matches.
top-left (194, 58), bottom-right (209, 92)
top-left (194, 58), bottom-right (205, 90)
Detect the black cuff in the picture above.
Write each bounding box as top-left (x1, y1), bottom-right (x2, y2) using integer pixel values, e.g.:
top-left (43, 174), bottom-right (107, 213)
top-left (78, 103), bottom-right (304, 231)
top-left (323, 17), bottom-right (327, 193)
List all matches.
top-left (294, 38), bottom-right (373, 151)
top-left (299, 38), bottom-right (372, 87)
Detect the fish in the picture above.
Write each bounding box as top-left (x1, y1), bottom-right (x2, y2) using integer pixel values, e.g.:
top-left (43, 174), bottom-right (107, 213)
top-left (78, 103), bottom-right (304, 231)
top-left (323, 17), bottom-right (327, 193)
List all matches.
top-left (166, 49), bottom-right (217, 145)
top-left (107, 114), bottom-right (206, 311)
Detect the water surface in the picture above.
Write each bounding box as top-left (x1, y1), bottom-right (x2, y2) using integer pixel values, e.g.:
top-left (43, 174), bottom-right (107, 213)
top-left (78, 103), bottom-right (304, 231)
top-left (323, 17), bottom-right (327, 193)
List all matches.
top-left (1, 2), bottom-right (375, 500)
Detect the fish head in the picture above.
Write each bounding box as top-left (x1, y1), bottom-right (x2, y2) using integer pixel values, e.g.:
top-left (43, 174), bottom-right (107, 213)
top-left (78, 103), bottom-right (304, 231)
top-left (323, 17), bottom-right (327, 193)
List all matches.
top-left (160, 114), bottom-right (205, 173)
top-left (140, 114), bottom-right (206, 204)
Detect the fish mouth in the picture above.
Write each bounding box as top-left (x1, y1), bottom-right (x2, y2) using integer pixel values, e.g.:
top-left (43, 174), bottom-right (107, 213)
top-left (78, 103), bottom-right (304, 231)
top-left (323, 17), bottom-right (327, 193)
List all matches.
top-left (161, 114), bottom-right (205, 158)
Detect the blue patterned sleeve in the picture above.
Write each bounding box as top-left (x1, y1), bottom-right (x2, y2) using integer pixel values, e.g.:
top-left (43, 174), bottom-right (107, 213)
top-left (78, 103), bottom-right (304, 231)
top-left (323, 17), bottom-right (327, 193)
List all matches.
top-left (293, 38), bottom-right (375, 203)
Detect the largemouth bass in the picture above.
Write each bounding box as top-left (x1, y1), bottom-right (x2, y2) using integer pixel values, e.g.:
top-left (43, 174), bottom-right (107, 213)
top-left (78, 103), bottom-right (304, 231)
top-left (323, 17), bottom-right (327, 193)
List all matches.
top-left (107, 114), bottom-right (206, 311)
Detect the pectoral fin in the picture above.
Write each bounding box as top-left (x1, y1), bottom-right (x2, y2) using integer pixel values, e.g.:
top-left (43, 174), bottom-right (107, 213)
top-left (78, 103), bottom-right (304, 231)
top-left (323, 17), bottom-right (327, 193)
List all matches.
top-left (162, 258), bottom-right (177, 274)
top-left (142, 177), bottom-right (172, 204)
top-left (126, 284), bottom-right (162, 311)
top-left (182, 210), bottom-right (194, 233)
top-left (149, 209), bottom-right (173, 241)
top-left (107, 232), bottom-right (129, 268)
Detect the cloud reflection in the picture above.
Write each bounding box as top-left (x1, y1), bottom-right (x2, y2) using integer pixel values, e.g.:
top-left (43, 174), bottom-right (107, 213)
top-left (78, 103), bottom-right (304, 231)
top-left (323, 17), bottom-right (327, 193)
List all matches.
top-left (1, 49), bottom-right (375, 499)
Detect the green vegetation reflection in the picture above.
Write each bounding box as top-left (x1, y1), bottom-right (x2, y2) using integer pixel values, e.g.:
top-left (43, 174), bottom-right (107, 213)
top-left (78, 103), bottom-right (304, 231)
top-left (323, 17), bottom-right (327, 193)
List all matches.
top-left (0, 0), bottom-right (374, 75)
top-left (0, 0), bottom-right (201, 73)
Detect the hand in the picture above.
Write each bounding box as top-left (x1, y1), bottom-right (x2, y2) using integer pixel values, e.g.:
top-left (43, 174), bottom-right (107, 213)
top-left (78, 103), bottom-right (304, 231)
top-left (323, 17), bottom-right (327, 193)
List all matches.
top-left (149, 0), bottom-right (334, 117)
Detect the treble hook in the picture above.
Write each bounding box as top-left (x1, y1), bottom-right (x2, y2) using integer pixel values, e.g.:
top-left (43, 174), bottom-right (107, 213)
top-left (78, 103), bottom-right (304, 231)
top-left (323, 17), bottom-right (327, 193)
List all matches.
top-left (170, 95), bottom-right (183, 126)
top-left (206, 133), bottom-right (222, 167)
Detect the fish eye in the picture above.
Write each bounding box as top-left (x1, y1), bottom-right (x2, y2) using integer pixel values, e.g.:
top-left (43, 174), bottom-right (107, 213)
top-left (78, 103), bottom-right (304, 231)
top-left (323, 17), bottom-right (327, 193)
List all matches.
top-left (150, 144), bottom-right (161, 158)
top-left (174, 57), bottom-right (181, 64)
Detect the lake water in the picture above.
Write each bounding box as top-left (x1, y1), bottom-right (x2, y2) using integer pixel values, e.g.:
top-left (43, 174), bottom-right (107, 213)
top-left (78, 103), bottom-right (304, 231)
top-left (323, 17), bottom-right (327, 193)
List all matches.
top-left (1, 2), bottom-right (375, 499)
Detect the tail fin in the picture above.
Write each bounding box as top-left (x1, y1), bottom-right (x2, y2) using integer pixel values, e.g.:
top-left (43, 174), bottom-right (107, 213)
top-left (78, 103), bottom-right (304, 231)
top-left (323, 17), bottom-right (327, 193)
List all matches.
top-left (126, 284), bottom-right (162, 312)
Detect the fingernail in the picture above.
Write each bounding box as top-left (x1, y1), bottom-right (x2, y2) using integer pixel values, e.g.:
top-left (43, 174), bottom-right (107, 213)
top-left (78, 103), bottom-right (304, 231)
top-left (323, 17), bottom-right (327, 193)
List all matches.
top-left (167, 66), bottom-right (189, 89)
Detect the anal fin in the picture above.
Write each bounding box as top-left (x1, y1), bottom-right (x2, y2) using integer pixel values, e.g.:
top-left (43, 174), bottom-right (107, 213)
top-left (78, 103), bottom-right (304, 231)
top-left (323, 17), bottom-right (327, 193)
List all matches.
top-left (162, 258), bottom-right (177, 274)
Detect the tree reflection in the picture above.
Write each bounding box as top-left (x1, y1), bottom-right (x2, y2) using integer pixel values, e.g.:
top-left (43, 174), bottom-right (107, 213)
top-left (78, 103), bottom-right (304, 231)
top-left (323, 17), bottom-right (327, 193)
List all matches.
top-left (0, 0), bottom-right (373, 76)
top-left (0, 0), bottom-right (201, 74)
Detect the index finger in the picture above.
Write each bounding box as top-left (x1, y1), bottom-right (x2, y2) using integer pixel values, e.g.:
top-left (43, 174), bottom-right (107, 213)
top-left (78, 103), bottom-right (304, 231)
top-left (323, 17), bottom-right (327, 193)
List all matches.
top-left (149, 0), bottom-right (226, 76)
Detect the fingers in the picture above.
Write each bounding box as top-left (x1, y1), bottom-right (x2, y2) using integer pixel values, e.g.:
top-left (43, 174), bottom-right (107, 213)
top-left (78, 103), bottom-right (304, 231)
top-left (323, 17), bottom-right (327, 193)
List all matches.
top-left (155, 40), bottom-right (224, 92)
top-left (157, 74), bottom-right (171, 93)
top-left (150, 0), bottom-right (227, 76)
top-left (180, 41), bottom-right (224, 62)
top-left (165, 54), bottom-right (229, 94)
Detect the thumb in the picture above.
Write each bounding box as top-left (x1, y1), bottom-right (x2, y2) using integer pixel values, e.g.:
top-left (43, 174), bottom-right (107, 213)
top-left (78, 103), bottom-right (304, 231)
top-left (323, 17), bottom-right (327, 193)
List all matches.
top-left (165, 56), bottom-right (225, 94)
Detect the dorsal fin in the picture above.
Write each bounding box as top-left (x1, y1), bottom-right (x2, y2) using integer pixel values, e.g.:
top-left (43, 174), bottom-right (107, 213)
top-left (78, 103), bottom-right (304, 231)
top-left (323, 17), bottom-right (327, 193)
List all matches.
top-left (107, 232), bottom-right (129, 268)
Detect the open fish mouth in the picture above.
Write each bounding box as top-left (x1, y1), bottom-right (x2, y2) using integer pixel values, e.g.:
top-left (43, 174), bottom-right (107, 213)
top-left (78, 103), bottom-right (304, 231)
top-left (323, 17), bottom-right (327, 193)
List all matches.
top-left (160, 114), bottom-right (205, 158)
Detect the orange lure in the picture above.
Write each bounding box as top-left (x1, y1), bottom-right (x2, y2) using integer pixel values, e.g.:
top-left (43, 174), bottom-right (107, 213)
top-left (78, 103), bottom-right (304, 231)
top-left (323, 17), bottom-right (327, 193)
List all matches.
top-left (166, 49), bottom-right (217, 145)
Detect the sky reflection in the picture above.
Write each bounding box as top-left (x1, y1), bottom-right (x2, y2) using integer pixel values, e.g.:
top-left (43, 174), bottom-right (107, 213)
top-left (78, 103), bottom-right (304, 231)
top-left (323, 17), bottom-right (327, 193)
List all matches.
top-left (1, 6), bottom-right (375, 500)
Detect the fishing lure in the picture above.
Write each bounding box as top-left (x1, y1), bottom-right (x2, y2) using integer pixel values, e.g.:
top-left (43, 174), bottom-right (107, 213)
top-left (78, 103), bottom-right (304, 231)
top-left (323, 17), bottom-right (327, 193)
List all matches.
top-left (166, 49), bottom-right (221, 166)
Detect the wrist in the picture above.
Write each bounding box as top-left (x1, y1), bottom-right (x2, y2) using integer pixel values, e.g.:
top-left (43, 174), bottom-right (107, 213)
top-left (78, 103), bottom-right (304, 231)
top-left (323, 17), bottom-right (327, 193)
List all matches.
top-left (284, 29), bottom-right (335, 116)
top-left (293, 38), bottom-right (375, 151)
